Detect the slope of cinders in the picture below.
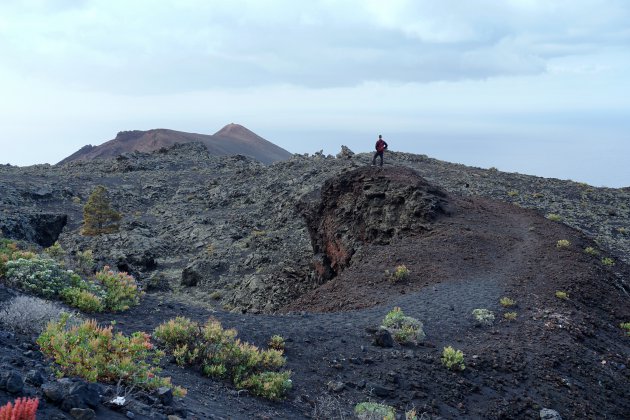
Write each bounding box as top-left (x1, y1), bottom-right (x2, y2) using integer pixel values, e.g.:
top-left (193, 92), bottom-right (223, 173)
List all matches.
top-left (299, 166), bottom-right (452, 281)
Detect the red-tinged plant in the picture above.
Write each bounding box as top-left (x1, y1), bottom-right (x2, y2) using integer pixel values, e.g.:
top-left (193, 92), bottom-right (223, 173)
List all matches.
top-left (0, 397), bottom-right (39, 420)
top-left (37, 314), bottom-right (186, 397)
top-left (95, 266), bottom-right (143, 311)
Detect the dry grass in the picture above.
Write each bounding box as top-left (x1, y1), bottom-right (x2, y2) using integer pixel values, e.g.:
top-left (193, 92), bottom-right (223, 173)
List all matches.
top-left (0, 295), bottom-right (68, 334)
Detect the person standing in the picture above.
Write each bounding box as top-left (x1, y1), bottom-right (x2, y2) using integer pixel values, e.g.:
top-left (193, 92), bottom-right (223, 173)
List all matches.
top-left (372, 135), bottom-right (388, 167)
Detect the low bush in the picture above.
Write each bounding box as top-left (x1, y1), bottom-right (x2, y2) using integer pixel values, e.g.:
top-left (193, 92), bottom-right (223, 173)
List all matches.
top-left (44, 242), bottom-right (66, 261)
top-left (95, 266), bottom-right (142, 311)
top-left (60, 288), bottom-right (104, 313)
top-left (0, 295), bottom-right (67, 335)
top-left (382, 307), bottom-right (425, 344)
top-left (620, 322), bottom-right (630, 336)
top-left (601, 257), bottom-right (615, 267)
top-left (584, 246), bottom-right (599, 256)
top-left (504, 312), bottom-right (518, 321)
top-left (354, 402), bottom-right (396, 420)
top-left (555, 291), bottom-right (568, 300)
top-left (546, 214), bottom-right (562, 222)
top-left (153, 317), bottom-right (292, 400)
top-left (556, 239), bottom-right (571, 249)
top-left (0, 397), bottom-right (39, 419)
top-left (472, 308), bottom-right (495, 326)
top-left (37, 314), bottom-right (185, 396)
top-left (500, 297), bottom-right (516, 308)
top-left (268, 335), bottom-right (285, 351)
top-left (0, 240), bottom-right (36, 278)
top-left (390, 265), bottom-right (410, 282)
top-left (441, 346), bottom-right (465, 371)
top-left (5, 258), bottom-right (80, 299)
top-left (507, 190), bottom-right (519, 197)
top-left (75, 250), bottom-right (95, 274)
top-left (546, 213), bottom-right (563, 222)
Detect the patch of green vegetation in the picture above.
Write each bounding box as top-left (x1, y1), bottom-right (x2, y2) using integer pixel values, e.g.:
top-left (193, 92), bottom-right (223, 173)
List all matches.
top-left (584, 246), bottom-right (599, 256)
top-left (555, 291), bottom-right (568, 300)
top-left (546, 213), bottom-right (562, 222)
top-left (382, 307), bottom-right (425, 344)
top-left (37, 314), bottom-right (185, 396)
top-left (153, 317), bottom-right (292, 400)
top-left (441, 346), bottom-right (465, 371)
top-left (507, 190), bottom-right (519, 197)
top-left (504, 312), bottom-right (518, 321)
top-left (354, 402), bottom-right (396, 420)
top-left (82, 185), bottom-right (121, 236)
top-left (556, 239), bottom-right (571, 249)
top-left (388, 264), bottom-right (410, 282)
top-left (620, 322), bottom-right (630, 336)
top-left (500, 297), bottom-right (516, 308)
top-left (601, 257), bottom-right (615, 267)
top-left (472, 309), bottom-right (495, 326)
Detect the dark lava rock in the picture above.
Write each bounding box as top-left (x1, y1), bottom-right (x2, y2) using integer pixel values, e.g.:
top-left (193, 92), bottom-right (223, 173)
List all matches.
top-left (0, 213), bottom-right (67, 247)
top-left (373, 328), bottom-right (394, 348)
top-left (0, 370), bottom-right (24, 394)
top-left (70, 408), bottom-right (96, 420)
top-left (25, 369), bottom-right (46, 386)
top-left (157, 386), bottom-right (174, 406)
top-left (300, 166), bottom-right (451, 279)
top-left (540, 408), bottom-right (563, 420)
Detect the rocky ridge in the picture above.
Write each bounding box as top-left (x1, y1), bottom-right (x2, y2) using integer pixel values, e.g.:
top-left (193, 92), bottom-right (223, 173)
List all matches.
top-left (0, 144), bottom-right (629, 313)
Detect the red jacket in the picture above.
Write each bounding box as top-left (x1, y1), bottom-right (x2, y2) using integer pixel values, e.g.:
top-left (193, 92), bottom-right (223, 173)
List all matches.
top-left (375, 139), bottom-right (388, 152)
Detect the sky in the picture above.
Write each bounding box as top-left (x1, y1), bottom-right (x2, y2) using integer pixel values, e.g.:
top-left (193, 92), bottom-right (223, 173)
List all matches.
top-left (1, 0), bottom-right (629, 187)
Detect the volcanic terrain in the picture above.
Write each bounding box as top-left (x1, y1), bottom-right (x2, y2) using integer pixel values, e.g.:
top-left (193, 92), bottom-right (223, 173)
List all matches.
top-left (0, 142), bottom-right (629, 419)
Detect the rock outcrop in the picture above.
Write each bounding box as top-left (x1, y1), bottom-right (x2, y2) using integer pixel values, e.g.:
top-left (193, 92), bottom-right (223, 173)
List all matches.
top-left (300, 166), bottom-right (451, 280)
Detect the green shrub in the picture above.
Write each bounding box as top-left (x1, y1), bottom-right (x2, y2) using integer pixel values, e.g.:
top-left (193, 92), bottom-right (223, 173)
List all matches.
top-left (60, 288), bottom-right (104, 313)
top-left (555, 291), bottom-right (568, 300)
top-left (504, 312), bottom-right (518, 321)
top-left (389, 265), bottom-right (410, 282)
top-left (556, 239), bottom-right (571, 249)
top-left (95, 266), bottom-right (142, 311)
top-left (239, 371), bottom-right (293, 401)
top-left (584, 246), bottom-right (599, 256)
top-left (5, 258), bottom-right (80, 298)
top-left (620, 322), bottom-right (630, 336)
top-left (0, 240), bottom-right (36, 278)
top-left (153, 317), bottom-right (292, 400)
top-left (546, 214), bottom-right (562, 222)
top-left (82, 185), bottom-right (121, 236)
top-left (44, 242), bottom-right (66, 260)
top-left (507, 190), bottom-right (519, 197)
top-left (472, 309), bottom-right (495, 326)
top-left (382, 307), bottom-right (425, 343)
top-left (76, 250), bottom-right (95, 274)
top-left (37, 314), bottom-right (185, 396)
top-left (500, 297), bottom-right (516, 307)
top-left (441, 346), bottom-right (465, 371)
top-left (153, 316), bottom-right (199, 350)
top-left (268, 335), bottom-right (285, 351)
top-left (354, 402), bottom-right (396, 420)
top-left (601, 257), bottom-right (615, 267)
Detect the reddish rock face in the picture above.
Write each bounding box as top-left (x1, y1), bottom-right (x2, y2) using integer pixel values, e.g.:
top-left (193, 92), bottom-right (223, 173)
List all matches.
top-left (300, 166), bottom-right (452, 280)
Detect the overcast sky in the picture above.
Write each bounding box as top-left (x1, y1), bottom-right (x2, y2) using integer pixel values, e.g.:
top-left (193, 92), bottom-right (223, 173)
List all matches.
top-left (1, 0), bottom-right (628, 186)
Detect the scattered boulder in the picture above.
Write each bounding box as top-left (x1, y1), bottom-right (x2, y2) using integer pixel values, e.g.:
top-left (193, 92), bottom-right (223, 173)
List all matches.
top-left (373, 328), bottom-right (394, 348)
top-left (336, 146), bottom-right (355, 159)
top-left (0, 370), bottom-right (24, 394)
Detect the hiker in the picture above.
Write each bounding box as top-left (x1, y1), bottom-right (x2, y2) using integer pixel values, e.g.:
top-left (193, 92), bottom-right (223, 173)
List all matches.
top-left (372, 135), bottom-right (388, 167)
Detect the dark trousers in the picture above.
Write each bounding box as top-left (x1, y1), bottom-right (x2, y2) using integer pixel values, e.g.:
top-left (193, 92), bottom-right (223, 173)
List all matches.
top-left (372, 151), bottom-right (384, 166)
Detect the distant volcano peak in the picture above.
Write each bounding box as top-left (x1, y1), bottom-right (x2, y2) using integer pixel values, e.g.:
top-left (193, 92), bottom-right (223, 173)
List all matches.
top-left (58, 124), bottom-right (290, 165)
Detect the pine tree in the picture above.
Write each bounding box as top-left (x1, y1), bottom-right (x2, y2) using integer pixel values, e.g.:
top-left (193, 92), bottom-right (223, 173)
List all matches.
top-left (82, 185), bottom-right (121, 236)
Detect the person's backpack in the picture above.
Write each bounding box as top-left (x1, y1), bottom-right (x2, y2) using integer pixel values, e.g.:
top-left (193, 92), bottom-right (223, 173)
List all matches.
top-left (376, 139), bottom-right (386, 152)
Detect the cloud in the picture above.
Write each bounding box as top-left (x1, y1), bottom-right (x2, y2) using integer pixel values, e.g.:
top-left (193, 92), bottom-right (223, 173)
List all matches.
top-left (1, 0), bottom-right (628, 94)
